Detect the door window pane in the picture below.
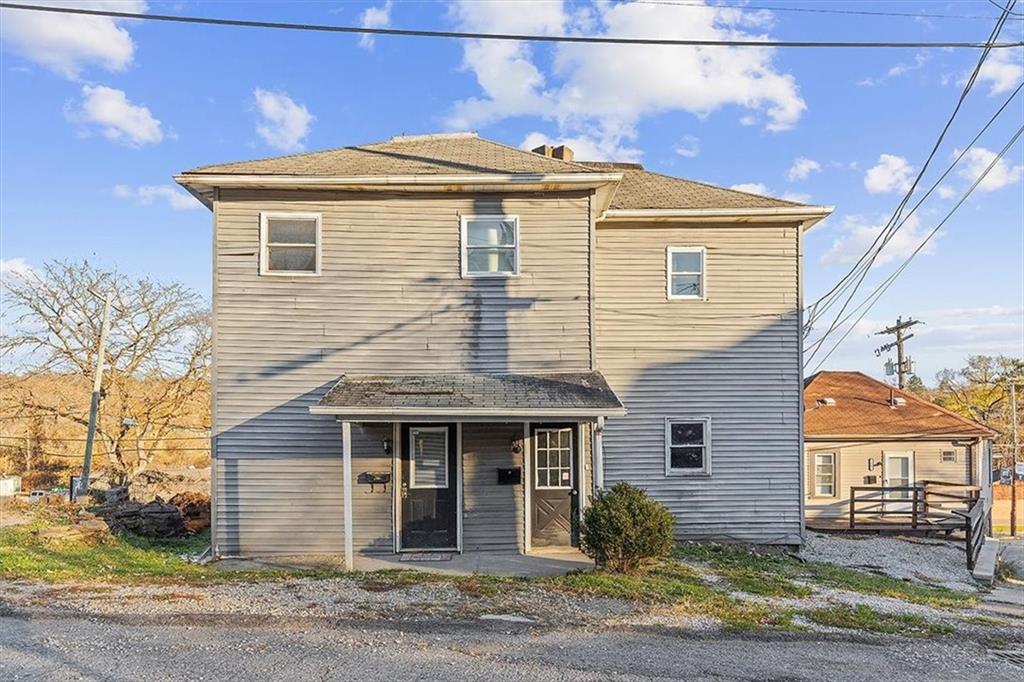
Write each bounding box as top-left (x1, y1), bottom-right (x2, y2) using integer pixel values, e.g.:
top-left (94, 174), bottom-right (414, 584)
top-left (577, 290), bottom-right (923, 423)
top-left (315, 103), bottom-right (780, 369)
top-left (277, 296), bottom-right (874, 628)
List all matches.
top-left (535, 428), bottom-right (573, 489)
top-left (410, 428), bottom-right (448, 488)
top-left (814, 453), bottom-right (835, 496)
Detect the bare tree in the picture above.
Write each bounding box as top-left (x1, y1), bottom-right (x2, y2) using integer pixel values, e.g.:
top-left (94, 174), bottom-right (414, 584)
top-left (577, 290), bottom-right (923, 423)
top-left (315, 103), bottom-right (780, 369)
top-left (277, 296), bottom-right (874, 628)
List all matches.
top-left (1, 260), bottom-right (211, 484)
top-left (934, 355), bottom-right (1024, 440)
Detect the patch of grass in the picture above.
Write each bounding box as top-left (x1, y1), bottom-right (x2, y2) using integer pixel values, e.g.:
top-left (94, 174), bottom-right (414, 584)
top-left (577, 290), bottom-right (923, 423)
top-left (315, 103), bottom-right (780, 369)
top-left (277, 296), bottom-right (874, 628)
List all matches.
top-left (547, 561), bottom-right (796, 630)
top-left (805, 604), bottom-right (954, 638)
top-left (675, 542), bottom-right (976, 609)
top-left (960, 614), bottom-right (1007, 627)
top-left (984, 635), bottom-right (1011, 649)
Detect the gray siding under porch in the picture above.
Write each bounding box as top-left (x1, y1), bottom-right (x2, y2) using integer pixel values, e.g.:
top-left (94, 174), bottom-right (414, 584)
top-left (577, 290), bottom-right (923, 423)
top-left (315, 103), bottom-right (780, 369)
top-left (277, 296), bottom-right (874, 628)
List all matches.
top-left (595, 222), bottom-right (804, 546)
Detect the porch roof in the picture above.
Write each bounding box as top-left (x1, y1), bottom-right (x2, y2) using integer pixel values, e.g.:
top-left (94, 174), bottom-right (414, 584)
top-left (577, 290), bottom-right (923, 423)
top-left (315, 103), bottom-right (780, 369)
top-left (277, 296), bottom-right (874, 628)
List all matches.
top-left (310, 370), bottom-right (625, 419)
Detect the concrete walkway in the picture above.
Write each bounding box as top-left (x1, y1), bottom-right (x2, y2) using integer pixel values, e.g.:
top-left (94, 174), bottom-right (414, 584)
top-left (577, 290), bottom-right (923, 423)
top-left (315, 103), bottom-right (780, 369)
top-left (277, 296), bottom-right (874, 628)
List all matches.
top-left (978, 538), bottom-right (1024, 619)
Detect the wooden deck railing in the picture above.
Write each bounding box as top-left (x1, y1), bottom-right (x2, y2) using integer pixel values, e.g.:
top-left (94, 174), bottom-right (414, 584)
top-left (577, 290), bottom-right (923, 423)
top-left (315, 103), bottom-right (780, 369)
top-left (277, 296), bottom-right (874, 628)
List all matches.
top-left (847, 481), bottom-right (986, 569)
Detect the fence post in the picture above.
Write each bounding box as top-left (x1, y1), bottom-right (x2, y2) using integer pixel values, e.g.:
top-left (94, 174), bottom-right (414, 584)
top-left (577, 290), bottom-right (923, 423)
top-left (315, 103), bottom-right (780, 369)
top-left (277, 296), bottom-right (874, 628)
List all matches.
top-left (912, 487), bottom-right (919, 529)
top-left (849, 490), bottom-right (855, 529)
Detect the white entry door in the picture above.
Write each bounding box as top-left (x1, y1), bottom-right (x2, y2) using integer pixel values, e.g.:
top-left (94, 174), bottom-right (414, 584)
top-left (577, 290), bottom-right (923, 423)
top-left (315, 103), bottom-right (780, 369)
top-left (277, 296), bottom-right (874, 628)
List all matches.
top-left (883, 452), bottom-right (915, 513)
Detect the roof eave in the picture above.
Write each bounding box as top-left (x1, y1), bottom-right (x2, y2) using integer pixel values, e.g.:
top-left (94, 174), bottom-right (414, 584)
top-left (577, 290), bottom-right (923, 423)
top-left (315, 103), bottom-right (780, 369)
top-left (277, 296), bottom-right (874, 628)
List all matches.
top-left (805, 432), bottom-right (994, 441)
top-left (309, 406), bottom-right (627, 418)
top-left (599, 205), bottom-right (834, 228)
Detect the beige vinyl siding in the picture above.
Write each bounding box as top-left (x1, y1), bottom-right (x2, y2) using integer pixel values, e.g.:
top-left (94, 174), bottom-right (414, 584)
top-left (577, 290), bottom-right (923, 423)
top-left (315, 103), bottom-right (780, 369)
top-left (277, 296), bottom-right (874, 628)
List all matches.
top-left (804, 439), bottom-right (972, 520)
top-left (595, 222), bottom-right (803, 545)
top-left (461, 423), bottom-right (525, 552)
top-left (212, 190), bottom-right (592, 556)
top-left (349, 424), bottom-right (394, 554)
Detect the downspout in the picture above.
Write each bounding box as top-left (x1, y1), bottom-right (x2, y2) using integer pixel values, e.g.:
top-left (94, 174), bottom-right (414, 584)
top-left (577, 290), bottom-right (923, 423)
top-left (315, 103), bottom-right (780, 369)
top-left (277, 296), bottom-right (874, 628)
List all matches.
top-left (796, 222), bottom-right (807, 545)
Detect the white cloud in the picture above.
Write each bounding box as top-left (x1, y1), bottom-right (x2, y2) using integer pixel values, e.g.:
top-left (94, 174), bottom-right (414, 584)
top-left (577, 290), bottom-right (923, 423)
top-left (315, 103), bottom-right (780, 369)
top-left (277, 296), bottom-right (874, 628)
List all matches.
top-left (358, 1), bottom-right (393, 50)
top-left (821, 213), bottom-right (934, 267)
top-left (253, 89), bottom-right (314, 152)
top-left (857, 51), bottom-right (930, 87)
top-left (66, 84), bottom-right (163, 146)
top-left (0, 1), bottom-right (146, 80)
top-left (447, 0), bottom-right (805, 161)
top-left (955, 146), bottom-right (1023, 192)
top-left (976, 47), bottom-right (1023, 95)
top-left (730, 182), bottom-right (770, 195)
top-left (781, 191), bottom-right (811, 203)
top-left (936, 185), bottom-right (957, 199)
top-left (864, 154), bottom-right (914, 194)
top-left (0, 257), bottom-right (34, 281)
top-left (787, 156), bottom-right (821, 181)
top-left (674, 134), bottom-right (700, 158)
top-left (521, 131), bottom-right (640, 162)
top-left (113, 184), bottom-right (199, 210)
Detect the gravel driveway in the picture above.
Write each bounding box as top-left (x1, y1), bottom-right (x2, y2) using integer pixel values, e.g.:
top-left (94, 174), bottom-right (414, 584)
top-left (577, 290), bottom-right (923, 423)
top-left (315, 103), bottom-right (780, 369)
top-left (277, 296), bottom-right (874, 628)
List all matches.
top-left (2, 610), bottom-right (1021, 682)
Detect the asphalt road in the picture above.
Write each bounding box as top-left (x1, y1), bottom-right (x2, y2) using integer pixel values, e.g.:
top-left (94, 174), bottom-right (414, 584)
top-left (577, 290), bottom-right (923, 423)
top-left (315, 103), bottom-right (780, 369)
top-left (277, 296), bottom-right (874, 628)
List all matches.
top-left (2, 612), bottom-right (1021, 682)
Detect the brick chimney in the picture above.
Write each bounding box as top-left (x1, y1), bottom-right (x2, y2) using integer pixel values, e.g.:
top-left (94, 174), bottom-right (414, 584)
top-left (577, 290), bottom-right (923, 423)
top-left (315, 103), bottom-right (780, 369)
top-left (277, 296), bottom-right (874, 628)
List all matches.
top-left (532, 144), bottom-right (574, 162)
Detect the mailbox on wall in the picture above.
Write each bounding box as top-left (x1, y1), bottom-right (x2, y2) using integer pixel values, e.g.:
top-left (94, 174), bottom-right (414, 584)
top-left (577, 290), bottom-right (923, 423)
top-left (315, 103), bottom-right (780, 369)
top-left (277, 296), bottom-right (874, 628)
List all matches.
top-left (497, 467), bottom-right (522, 485)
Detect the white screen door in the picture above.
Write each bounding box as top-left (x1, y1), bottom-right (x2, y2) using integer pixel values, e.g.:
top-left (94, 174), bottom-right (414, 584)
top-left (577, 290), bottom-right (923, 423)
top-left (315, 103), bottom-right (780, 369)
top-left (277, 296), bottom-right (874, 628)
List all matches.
top-left (884, 452), bottom-right (914, 513)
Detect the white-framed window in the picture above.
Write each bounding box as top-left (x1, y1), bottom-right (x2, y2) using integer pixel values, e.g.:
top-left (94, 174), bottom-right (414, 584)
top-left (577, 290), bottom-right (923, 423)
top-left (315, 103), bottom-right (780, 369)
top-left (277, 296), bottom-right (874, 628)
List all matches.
top-left (409, 426), bottom-right (449, 489)
top-left (461, 215), bottom-right (519, 277)
top-left (535, 427), bottom-right (574, 489)
top-left (814, 452), bottom-right (836, 497)
top-left (664, 418), bottom-right (711, 476)
top-left (940, 449), bottom-right (957, 463)
top-left (259, 212), bottom-right (321, 276)
top-left (666, 246), bottom-right (705, 300)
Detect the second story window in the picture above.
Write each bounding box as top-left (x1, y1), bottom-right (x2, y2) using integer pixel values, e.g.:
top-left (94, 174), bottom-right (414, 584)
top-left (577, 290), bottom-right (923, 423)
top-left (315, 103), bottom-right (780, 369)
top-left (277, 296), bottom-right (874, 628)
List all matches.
top-left (260, 213), bottom-right (321, 276)
top-left (667, 246), bottom-right (705, 300)
top-left (461, 215), bottom-right (519, 277)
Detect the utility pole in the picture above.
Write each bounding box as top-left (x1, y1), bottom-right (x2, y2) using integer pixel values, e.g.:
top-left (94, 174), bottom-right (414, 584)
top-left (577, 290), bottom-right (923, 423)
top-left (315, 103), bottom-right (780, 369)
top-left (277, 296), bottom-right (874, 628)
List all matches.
top-left (1011, 382), bottom-right (1018, 537)
top-left (874, 316), bottom-right (921, 389)
top-left (80, 291), bottom-right (112, 498)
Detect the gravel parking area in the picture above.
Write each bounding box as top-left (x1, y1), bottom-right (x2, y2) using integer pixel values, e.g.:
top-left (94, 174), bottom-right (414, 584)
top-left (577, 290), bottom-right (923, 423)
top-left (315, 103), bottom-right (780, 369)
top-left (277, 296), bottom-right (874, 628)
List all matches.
top-left (800, 532), bottom-right (979, 592)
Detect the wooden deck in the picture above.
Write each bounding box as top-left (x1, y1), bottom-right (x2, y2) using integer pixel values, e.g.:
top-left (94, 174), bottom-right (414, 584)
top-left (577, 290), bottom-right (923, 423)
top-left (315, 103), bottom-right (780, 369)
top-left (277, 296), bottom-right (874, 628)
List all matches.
top-left (807, 481), bottom-right (987, 569)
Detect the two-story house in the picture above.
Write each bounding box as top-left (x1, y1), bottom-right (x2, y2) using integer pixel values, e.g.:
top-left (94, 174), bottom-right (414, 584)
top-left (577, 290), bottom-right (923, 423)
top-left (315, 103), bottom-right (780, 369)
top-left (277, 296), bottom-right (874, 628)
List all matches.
top-left (176, 133), bottom-right (832, 567)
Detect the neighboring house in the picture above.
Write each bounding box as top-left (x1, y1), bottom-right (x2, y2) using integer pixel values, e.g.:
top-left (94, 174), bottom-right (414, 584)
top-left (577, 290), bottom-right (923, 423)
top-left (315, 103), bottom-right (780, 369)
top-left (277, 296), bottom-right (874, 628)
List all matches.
top-left (804, 371), bottom-right (995, 526)
top-left (175, 133), bottom-right (832, 566)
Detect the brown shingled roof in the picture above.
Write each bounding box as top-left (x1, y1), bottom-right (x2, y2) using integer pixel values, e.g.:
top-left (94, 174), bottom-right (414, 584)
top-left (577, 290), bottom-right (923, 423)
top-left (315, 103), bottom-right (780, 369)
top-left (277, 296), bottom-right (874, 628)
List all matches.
top-left (804, 371), bottom-right (994, 439)
top-left (580, 162), bottom-right (803, 210)
top-left (185, 132), bottom-right (597, 177)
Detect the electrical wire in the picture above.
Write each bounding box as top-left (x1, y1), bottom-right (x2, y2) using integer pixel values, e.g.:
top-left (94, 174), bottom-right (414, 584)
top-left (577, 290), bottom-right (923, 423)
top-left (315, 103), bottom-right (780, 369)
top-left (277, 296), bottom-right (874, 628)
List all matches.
top-left (807, 122), bottom-right (1024, 373)
top-left (0, 2), bottom-right (1020, 49)
top-left (638, 0), bottom-right (1023, 21)
top-left (803, 77), bottom-right (1024, 358)
top-left (803, 1), bottom-right (1016, 361)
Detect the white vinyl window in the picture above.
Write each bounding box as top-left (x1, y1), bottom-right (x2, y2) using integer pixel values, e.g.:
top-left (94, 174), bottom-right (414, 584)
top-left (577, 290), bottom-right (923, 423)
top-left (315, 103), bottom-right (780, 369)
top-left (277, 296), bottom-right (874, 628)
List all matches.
top-left (409, 427), bottom-right (449, 489)
top-left (260, 213), bottom-right (321, 276)
top-left (534, 428), bottom-right (574, 489)
top-left (667, 246), bottom-right (705, 300)
top-left (940, 450), bottom-right (957, 463)
top-left (461, 215), bottom-right (519, 277)
top-left (665, 418), bottom-right (711, 475)
top-left (814, 452), bottom-right (836, 497)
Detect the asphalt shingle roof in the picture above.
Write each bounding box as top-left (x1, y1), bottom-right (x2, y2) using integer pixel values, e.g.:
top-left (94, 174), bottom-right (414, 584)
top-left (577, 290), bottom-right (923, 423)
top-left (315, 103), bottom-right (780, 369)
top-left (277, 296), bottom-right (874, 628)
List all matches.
top-left (184, 133), bottom-right (596, 177)
top-left (804, 371), bottom-right (994, 438)
top-left (316, 371), bottom-right (624, 414)
top-left (580, 162), bottom-right (802, 210)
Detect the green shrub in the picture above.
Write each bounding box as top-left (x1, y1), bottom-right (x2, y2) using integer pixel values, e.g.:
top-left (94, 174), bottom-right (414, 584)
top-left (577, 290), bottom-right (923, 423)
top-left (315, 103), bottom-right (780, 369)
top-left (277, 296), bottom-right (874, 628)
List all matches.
top-left (580, 482), bottom-right (675, 572)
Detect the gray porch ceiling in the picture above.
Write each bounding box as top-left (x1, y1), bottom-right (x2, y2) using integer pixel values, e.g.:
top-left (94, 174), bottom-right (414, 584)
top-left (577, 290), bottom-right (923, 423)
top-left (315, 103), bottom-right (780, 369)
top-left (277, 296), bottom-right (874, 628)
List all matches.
top-left (310, 371), bottom-right (625, 419)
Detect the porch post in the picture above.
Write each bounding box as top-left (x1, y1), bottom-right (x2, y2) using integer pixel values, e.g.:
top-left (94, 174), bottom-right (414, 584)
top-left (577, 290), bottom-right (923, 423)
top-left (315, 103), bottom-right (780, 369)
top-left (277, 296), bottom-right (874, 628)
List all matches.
top-left (593, 416), bottom-right (605, 490)
top-left (342, 420), bottom-right (354, 571)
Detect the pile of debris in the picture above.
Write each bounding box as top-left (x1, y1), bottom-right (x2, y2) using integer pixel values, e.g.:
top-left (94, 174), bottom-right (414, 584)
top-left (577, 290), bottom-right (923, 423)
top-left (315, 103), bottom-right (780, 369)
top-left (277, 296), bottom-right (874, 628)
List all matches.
top-left (129, 467), bottom-right (210, 501)
top-left (84, 485), bottom-right (212, 539)
top-left (38, 511), bottom-right (112, 545)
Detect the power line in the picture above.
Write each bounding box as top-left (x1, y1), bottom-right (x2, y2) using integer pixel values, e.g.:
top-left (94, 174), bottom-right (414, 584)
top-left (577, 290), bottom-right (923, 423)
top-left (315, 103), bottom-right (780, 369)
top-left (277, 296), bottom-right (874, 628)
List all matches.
top-left (640, 0), bottom-right (1023, 21)
top-left (803, 77), bottom-right (1024, 358)
top-left (807, 122), bottom-right (1024, 373)
top-left (988, 0), bottom-right (1024, 18)
top-left (0, 2), bottom-right (1020, 49)
top-left (803, 1), bottom-right (1016, 361)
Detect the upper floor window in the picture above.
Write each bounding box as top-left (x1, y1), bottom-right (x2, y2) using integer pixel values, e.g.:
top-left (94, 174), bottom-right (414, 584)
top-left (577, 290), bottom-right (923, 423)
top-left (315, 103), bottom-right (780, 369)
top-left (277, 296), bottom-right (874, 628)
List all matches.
top-left (667, 246), bottom-right (705, 300)
top-left (665, 417), bottom-right (711, 476)
top-left (461, 215), bottom-right (519, 277)
top-left (260, 213), bottom-right (321, 276)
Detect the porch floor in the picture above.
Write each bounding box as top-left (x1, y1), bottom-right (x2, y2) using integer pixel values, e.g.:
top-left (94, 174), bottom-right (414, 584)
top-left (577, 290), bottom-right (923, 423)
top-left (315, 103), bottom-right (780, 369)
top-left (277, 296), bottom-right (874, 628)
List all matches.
top-left (354, 547), bottom-right (593, 577)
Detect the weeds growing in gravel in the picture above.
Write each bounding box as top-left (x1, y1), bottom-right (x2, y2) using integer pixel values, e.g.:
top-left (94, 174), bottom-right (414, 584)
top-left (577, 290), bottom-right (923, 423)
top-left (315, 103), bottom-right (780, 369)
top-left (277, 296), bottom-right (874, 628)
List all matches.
top-left (805, 604), bottom-right (955, 637)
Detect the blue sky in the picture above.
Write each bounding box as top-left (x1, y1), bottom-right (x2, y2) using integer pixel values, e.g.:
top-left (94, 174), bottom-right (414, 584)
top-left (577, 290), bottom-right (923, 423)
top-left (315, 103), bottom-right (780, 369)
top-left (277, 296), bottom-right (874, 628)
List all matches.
top-left (1, 1), bottom-right (1022, 383)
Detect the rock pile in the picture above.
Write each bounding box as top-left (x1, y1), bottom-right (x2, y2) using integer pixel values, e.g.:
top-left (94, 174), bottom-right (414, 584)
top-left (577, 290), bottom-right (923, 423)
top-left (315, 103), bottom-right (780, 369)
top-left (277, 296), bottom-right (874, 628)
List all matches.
top-left (169, 492), bottom-right (211, 533)
top-left (38, 513), bottom-right (112, 545)
top-left (89, 498), bottom-right (186, 538)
